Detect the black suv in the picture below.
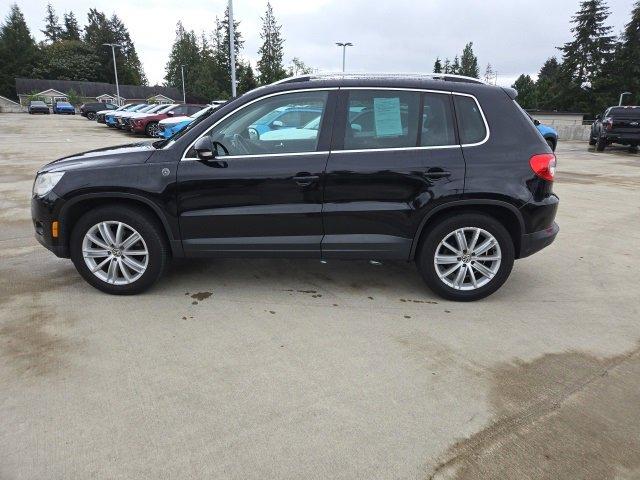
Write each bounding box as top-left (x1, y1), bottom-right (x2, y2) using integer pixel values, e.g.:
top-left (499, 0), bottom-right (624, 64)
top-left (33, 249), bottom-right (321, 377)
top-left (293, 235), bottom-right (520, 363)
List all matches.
top-left (31, 74), bottom-right (559, 301)
top-left (590, 105), bottom-right (640, 152)
top-left (80, 102), bottom-right (118, 121)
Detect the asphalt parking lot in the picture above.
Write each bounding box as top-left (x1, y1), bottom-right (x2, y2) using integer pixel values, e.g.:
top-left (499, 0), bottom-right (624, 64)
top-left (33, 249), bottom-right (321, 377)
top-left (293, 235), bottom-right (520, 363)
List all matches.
top-left (1, 113), bottom-right (639, 479)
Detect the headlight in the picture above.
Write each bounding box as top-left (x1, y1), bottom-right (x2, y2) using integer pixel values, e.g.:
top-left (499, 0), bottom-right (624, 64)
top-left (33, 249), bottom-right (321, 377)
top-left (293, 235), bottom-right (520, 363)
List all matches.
top-left (33, 172), bottom-right (65, 197)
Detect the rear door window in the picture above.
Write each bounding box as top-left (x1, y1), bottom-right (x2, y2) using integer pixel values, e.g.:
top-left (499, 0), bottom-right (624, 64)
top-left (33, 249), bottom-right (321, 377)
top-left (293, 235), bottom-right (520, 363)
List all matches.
top-left (343, 90), bottom-right (420, 150)
top-left (420, 93), bottom-right (456, 147)
top-left (454, 95), bottom-right (487, 145)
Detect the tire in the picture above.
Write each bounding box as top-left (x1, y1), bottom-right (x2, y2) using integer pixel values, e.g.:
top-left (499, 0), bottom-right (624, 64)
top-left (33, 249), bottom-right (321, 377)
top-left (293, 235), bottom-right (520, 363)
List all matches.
top-left (145, 121), bottom-right (159, 137)
top-left (589, 137), bottom-right (597, 146)
top-left (416, 213), bottom-right (515, 301)
top-left (596, 135), bottom-right (606, 152)
top-left (70, 205), bottom-right (169, 295)
top-left (546, 138), bottom-right (555, 151)
top-left (87, 112), bottom-right (96, 121)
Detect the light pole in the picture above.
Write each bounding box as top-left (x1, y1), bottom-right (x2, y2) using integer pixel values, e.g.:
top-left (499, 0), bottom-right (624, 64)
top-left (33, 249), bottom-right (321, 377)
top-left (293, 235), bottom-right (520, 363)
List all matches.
top-left (102, 43), bottom-right (122, 105)
top-left (180, 65), bottom-right (186, 103)
top-left (335, 42), bottom-right (353, 72)
top-left (619, 91), bottom-right (632, 106)
top-left (228, 0), bottom-right (237, 97)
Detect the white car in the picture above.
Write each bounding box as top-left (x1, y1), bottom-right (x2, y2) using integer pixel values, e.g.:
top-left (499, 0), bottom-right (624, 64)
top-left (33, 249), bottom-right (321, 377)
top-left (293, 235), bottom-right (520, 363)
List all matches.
top-left (256, 115), bottom-right (321, 141)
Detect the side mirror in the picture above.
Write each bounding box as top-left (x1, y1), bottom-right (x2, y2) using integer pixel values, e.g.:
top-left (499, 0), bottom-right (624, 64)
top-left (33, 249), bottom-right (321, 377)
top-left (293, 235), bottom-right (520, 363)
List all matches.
top-left (166, 111), bottom-right (174, 117)
top-left (595, 114), bottom-right (602, 121)
top-left (271, 120), bottom-right (284, 128)
top-left (351, 123), bottom-right (363, 133)
top-left (193, 136), bottom-right (215, 160)
top-left (533, 119), bottom-right (541, 126)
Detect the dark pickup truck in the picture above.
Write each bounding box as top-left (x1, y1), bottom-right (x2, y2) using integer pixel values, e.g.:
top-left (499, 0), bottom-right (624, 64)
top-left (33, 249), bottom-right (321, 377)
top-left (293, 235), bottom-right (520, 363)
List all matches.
top-left (590, 105), bottom-right (640, 152)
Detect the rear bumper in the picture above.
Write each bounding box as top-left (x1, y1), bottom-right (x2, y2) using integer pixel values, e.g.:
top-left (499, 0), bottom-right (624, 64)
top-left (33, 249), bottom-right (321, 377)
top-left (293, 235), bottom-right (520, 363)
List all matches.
top-left (604, 132), bottom-right (640, 144)
top-left (519, 222), bottom-right (559, 258)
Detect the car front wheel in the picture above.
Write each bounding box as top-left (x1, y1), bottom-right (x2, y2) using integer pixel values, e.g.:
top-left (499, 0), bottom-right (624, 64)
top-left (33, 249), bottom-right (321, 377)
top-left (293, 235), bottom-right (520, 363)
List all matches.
top-left (416, 213), bottom-right (514, 301)
top-left (145, 121), bottom-right (159, 137)
top-left (87, 112), bottom-right (96, 120)
top-left (70, 206), bottom-right (169, 294)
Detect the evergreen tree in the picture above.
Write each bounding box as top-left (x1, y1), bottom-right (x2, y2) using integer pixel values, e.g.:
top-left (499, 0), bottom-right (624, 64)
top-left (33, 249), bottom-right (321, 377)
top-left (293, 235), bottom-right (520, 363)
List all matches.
top-left (83, 9), bottom-right (146, 85)
top-left (442, 58), bottom-right (451, 74)
top-left (450, 56), bottom-right (460, 75)
top-left (0, 4), bottom-right (39, 99)
top-left (535, 57), bottom-right (564, 110)
top-left (559, 0), bottom-right (616, 85)
top-left (164, 22), bottom-right (202, 97)
top-left (459, 42), bottom-right (479, 78)
top-left (512, 74), bottom-right (537, 109)
top-left (42, 4), bottom-right (62, 43)
top-left (257, 2), bottom-right (286, 84)
top-left (614, 1), bottom-right (640, 104)
top-left (433, 57), bottom-right (442, 73)
top-left (61, 12), bottom-right (81, 41)
top-left (237, 61), bottom-right (258, 94)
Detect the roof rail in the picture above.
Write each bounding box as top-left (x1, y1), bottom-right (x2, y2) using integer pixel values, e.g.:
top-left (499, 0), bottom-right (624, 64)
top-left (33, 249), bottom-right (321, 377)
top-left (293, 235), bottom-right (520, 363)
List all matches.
top-left (270, 72), bottom-right (487, 86)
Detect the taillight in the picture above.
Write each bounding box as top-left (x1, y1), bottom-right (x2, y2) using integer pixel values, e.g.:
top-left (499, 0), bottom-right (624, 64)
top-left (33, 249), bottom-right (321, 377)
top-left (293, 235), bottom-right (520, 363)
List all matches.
top-left (604, 117), bottom-right (613, 131)
top-left (530, 153), bottom-right (556, 181)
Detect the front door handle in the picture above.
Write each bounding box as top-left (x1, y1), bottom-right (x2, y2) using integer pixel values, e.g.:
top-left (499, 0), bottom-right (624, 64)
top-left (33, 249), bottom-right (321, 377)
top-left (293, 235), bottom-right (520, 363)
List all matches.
top-left (423, 169), bottom-right (451, 179)
top-left (293, 174), bottom-right (320, 186)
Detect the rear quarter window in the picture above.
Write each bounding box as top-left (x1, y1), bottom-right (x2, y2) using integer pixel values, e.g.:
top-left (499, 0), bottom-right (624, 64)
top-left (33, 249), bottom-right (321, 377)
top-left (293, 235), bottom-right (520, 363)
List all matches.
top-left (454, 95), bottom-right (487, 145)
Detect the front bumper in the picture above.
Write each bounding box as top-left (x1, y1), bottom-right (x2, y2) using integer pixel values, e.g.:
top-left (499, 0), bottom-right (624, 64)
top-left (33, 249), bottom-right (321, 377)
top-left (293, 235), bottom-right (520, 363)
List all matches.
top-left (31, 193), bottom-right (69, 258)
top-left (520, 222), bottom-right (559, 258)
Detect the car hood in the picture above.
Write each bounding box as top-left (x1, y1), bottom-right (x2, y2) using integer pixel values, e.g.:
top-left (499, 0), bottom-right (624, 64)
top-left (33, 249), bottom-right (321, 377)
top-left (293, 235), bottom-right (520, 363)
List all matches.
top-left (38, 142), bottom-right (156, 174)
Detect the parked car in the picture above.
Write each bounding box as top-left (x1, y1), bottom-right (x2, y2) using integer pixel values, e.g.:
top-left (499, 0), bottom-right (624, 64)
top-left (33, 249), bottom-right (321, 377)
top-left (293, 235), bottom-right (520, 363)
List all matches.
top-left (81, 102), bottom-right (117, 120)
top-left (28, 100), bottom-right (50, 114)
top-left (96, 104), bottom-right (133, 124)
top-left (31, 73), bottom-right (559, 301)
top-left (115, 104), bottom-right (166, 130)
top-left (249, 105), bottom-right (323, 136)
top-left (528, 114), bottom-right (558, 151)
top-left (157, 105), bottom-right (215, 139)
top-left (590, 105), bottom-right (640, 152)
top-left (52, 101), bottom-right (76, 115)
top-left (105, 104), bottom-right (147, 127)
top-left (130, 104), bottom-right (205, 136)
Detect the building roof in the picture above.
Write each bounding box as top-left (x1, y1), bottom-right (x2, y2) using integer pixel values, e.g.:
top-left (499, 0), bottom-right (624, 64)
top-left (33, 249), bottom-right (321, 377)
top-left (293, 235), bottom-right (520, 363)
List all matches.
top-left (15, 77), bottom-right (184, 101)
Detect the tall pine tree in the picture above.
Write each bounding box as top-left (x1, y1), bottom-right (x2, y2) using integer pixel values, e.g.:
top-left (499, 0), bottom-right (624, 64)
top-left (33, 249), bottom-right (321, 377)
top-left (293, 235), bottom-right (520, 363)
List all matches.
top-left (433, 57), bottom-right (442, 73)
top-left (0, 4), bottom-right (39, 99)
top-left (257, 2), bottom-right (286, 84)
top-left (42, 4), bottom-right (62, 43)
top-left (61, 12), bottom-right (81, 41)
top-left (164, 22), bottom-right (201, 98)
top-left (512, 74), bottom-right (537, 109)
top-left (459, 42), bottom-right (480, 78)
top-left (614, 1), bottom-right (640, 104)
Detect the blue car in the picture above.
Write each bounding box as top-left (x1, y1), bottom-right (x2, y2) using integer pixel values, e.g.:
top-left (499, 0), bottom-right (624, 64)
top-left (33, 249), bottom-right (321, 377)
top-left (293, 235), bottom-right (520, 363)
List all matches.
top-left (528, 114), bottom-right (558, 151)
top-left (158, 106), bottom-right (214, 139)
top-left (52, 101), bottom-right (75, 115)
top-left (249, 106), bottom-right (323, 137)
top-left (105, 104), bottom-right (146, 127)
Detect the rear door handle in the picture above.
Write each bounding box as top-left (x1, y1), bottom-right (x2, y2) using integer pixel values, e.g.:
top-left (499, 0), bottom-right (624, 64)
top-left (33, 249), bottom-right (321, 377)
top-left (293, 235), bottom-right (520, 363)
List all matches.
top-left (293, 174), bottom-right (320, 186)
top-left (423, 169), bottom-right (451, 179)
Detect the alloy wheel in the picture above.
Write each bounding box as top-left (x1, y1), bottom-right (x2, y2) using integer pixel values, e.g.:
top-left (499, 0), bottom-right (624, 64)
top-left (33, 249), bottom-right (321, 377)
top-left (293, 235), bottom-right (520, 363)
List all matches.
top-left (82, 221), bottom-right (149, 285)
top-left (433, 227), bottom-right (502, 290)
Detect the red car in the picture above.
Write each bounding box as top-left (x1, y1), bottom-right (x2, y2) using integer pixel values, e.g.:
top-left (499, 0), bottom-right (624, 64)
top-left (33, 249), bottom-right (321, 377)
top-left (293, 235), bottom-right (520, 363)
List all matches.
top-left (130, 103), bottom-right (205, 136)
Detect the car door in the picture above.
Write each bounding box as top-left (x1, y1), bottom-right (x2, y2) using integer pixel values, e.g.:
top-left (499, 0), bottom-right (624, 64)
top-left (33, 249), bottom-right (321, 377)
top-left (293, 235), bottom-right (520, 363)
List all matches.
top-left (177, 89), bottom-right (336, 257)
top-left (322, 88), bottom-right (466, 259)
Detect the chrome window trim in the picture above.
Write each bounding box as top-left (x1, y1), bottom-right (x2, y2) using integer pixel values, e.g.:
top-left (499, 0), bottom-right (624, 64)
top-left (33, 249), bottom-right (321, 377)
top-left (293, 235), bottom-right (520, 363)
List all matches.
top-left (181, 88), bottom-right (337, 161)
top-left (180, 86), bottom-right (489, 161)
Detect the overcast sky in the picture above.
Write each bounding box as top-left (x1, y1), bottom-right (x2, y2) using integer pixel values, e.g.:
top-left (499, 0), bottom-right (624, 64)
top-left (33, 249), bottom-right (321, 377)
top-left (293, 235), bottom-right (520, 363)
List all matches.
top-left (2, 0), bottom-right (636, 87)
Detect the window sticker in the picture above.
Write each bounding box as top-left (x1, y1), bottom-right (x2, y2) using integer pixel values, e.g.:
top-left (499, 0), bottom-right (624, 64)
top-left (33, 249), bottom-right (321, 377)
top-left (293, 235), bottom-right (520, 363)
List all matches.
top-left (373, 97), bottom-right (403, 137)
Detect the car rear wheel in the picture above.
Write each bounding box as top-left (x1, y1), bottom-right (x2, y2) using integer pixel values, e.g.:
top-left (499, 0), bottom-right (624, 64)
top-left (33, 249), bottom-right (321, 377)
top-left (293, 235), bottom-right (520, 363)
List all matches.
top-left (87, 112), bottom-right (96, 120)
top-left (596, 135), bottom-right (606, 152)
top-left (145, 122), bottom-right (159, 137)
top-left (546, 138), bottom-right (555, 151)
top-left (416, 213), bottom-right (514, 301)
top-left (70, 206), bottom-right (169, 295)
